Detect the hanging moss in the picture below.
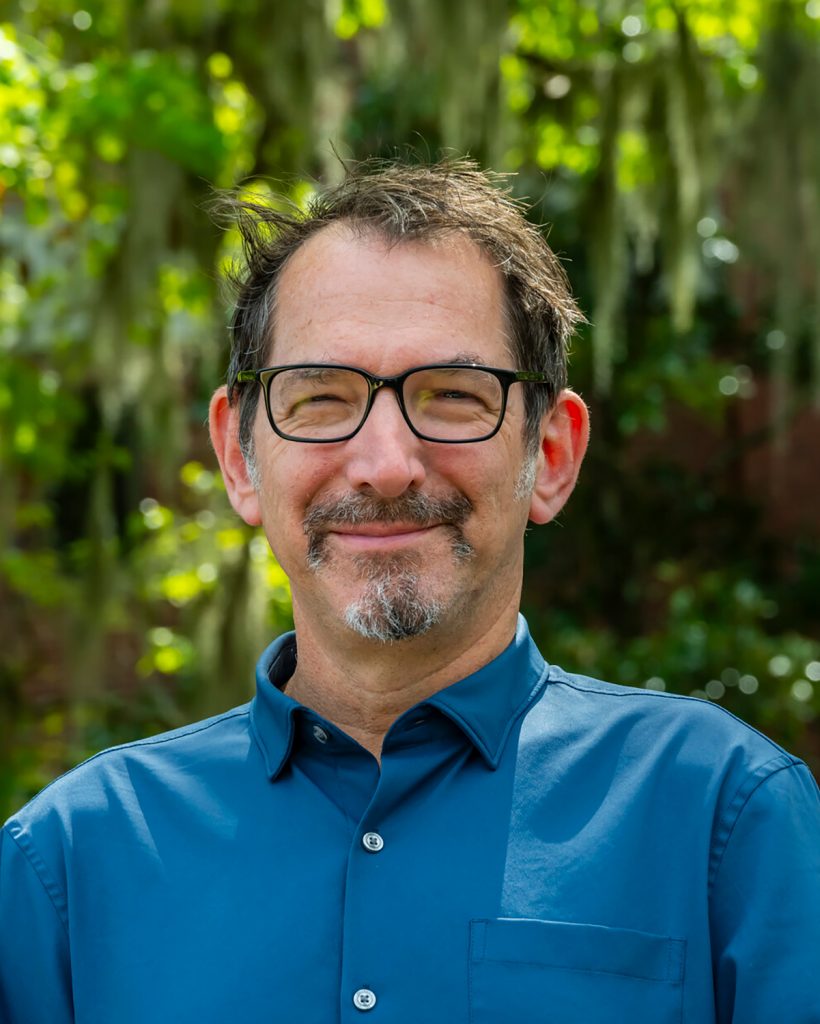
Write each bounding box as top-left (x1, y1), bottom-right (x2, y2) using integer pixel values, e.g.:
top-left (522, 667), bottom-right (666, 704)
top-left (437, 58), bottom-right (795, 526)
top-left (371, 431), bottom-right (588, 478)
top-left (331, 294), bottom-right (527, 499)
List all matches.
top-left (2, 0), bottom-right (819, 810)
top-left (587, 63), bottom-right (626, 393)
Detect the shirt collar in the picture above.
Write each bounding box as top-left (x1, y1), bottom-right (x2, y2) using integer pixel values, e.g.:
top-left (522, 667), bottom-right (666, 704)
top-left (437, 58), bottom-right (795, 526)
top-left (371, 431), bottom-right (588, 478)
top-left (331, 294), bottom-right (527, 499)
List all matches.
top-left (249, 614), bottom-right (548, 779)
top-left (426, 615), bottom-right (548, 768)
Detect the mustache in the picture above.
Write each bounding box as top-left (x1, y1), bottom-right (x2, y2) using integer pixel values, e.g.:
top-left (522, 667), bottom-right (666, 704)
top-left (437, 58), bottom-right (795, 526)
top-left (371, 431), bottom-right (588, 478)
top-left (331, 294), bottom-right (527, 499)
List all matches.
top-left (303, 491), bottom-right (473, 533)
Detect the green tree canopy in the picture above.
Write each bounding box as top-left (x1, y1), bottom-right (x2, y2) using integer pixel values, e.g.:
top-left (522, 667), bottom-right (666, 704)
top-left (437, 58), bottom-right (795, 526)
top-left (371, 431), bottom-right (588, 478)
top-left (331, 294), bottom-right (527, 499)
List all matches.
top-left (1, 0), bottom-right (818, 815)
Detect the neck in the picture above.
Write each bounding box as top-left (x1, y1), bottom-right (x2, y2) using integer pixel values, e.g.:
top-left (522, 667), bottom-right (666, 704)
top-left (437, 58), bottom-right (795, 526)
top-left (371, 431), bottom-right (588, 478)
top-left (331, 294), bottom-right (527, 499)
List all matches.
top-left (284, 592), bottom-right (521, 760)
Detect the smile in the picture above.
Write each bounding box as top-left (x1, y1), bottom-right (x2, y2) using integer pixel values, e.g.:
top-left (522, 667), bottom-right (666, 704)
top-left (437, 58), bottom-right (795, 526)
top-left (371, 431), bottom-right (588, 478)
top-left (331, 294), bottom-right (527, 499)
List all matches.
top-left (327, 524), bottom-right (441, 551)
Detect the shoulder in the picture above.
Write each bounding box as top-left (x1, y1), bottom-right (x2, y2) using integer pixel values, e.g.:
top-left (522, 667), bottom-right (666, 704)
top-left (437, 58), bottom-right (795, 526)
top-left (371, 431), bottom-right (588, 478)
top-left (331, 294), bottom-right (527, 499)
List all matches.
top-left (525, 666), bottom-right (818, 878)
top-left (535, 665), bottom-right (803, 781)
top-left (4, 704), bottom-right (252, 835)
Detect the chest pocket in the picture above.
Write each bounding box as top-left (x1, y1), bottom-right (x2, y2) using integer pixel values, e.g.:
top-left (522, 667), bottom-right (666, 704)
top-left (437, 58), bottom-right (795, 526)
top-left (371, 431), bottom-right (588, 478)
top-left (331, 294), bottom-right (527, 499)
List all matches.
top-left (469, 918), bottom-right (686, 1024)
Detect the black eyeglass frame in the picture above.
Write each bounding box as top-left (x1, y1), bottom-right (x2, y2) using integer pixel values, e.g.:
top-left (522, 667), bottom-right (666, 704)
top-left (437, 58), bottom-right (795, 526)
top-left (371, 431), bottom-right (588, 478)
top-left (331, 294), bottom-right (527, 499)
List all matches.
top-left (234, 362), bottom-right (552, 444)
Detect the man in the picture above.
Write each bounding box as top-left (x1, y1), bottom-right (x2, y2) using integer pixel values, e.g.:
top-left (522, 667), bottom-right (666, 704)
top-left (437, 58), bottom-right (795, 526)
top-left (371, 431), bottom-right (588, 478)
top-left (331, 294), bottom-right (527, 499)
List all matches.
top-left (1, 160), bottom-right (818, 1024)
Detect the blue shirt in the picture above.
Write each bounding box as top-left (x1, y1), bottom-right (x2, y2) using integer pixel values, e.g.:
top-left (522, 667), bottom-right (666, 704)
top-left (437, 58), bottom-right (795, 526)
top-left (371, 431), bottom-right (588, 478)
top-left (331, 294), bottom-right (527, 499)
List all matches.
top-left (2, 617), bottom-right (819, 1023)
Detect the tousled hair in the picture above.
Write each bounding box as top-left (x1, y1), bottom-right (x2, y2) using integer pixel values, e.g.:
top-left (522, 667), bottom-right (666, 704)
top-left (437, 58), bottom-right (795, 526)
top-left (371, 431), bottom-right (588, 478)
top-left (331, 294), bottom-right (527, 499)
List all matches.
top-left (217, 158), bottom-right (585, 455)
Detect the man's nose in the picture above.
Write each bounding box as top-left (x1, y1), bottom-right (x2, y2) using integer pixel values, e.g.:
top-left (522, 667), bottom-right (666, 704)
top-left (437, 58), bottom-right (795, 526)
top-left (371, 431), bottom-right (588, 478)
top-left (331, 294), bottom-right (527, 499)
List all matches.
top-left (342, 388), bottom-right (427, 497)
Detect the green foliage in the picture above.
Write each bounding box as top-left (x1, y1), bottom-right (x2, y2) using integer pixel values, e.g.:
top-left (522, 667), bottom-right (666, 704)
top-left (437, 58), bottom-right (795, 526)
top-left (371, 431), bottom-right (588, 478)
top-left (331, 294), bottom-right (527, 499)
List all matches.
top-left (525, 563), bottom-right (820, 750)
top-left (1, 0), bottom-right (819, 818)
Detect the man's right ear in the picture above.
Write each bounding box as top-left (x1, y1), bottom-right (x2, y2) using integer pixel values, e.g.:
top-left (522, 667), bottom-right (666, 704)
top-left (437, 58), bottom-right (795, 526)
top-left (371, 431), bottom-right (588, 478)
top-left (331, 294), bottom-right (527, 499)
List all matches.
top-left (208, 386), bottom-right (263, 527)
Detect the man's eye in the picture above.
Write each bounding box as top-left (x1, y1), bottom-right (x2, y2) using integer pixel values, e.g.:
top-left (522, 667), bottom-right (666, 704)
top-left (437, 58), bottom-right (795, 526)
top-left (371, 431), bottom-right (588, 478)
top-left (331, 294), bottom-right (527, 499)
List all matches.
top-left (295, 392), bottom-right (346, 407)
top-left (309, 392), bottom-right (345, 403)
top-left (433, 389), bottom-right (481, 402)
top-left (288, 389), bottom-right (352, 413)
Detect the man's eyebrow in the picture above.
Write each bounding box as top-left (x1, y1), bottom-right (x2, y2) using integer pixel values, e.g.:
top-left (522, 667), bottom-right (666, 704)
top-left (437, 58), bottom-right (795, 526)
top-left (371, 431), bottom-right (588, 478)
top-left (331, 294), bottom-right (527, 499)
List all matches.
top-left (282, 366), bottom-right (342, 381)
top-left (450, 352), bottom-right (488, 365)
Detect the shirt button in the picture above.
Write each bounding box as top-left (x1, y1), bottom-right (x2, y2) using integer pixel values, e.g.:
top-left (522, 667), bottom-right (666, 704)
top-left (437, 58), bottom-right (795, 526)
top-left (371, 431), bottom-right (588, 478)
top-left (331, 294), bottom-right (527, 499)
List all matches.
top-left (362, 831), bottom-right (384, 853)
top-left (312, 725), bottom-right (329, 744)
top-left (353, 988), bottom-right (377, 1011)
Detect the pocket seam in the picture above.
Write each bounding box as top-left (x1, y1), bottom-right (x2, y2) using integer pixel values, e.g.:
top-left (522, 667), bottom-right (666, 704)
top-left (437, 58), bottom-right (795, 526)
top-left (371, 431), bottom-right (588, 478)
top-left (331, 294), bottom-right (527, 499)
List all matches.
top-left (468, 920), bottom-right (484, 1024)
top-left (471, 918), bottom-right (686, 985)
top-left (472, 957), bottom-right (683, 985)
top-left (469, 919), bottom-right (685, 1024)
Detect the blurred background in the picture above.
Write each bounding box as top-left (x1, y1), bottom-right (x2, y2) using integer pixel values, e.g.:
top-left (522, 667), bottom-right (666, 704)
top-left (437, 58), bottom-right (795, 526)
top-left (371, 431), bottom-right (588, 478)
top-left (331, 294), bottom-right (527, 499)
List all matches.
top-left (1, 0), bottom-right (818, 817)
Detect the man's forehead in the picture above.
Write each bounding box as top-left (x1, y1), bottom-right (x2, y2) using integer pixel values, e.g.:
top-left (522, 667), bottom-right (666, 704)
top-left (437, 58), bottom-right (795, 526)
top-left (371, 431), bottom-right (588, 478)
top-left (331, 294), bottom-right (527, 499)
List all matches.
top-left (279, 222), bottom-right (500, 289)
top-left (270, 223), bottom-right (509, 357)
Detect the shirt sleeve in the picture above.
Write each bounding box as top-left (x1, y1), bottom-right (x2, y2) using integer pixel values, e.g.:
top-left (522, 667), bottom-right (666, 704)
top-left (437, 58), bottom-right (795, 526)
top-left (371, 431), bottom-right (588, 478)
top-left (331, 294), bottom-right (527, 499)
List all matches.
top-left (0, 825), bottom-right (74, 1024)
top-left (710, 760), bottom-right (820, 1023)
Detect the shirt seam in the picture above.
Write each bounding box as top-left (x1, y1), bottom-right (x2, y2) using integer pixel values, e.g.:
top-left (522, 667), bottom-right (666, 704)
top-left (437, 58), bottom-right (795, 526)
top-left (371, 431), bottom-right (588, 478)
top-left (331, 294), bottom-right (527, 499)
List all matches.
top-left (470, 919), bottom-right (685, 985)
top-left (468, 920), bottom-right (485, 1024)
top-left (707, 757), bottom-right (802, 891)
top-left (548, 672), bottom-right (791, 758)
top-left (4, 824), bottom-right (70, 937)
top-left (470, 957), bottom-right (682, 984)
top-left (12, 707), bottom-right (251, 813)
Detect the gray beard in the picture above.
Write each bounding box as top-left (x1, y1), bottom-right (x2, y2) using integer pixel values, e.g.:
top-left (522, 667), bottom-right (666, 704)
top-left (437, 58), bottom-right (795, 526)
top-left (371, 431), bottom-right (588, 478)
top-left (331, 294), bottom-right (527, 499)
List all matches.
top-left (344, 555), bottom-right (445, 643)
top-left (303, 491), bottom-right (475, 644)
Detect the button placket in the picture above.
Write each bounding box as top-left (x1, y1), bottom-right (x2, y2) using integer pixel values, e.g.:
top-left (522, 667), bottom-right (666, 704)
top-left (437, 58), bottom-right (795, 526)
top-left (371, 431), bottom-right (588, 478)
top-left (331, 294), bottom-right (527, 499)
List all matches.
top-left (340, 760), bottom-right (409, 1019)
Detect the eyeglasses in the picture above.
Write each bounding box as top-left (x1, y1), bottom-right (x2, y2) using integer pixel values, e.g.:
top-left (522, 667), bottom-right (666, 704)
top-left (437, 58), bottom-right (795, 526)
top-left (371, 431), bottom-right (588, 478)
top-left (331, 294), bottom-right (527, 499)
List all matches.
top-left (234, 363), bottom-right (552, 444)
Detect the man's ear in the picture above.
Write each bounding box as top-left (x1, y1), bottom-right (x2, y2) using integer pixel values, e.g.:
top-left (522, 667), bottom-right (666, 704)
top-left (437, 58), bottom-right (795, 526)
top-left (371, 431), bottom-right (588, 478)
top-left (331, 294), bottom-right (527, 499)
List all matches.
top-left (528, 390), bottom-right (590, 525)
top-left (209, 386), bottom-right (263, 527)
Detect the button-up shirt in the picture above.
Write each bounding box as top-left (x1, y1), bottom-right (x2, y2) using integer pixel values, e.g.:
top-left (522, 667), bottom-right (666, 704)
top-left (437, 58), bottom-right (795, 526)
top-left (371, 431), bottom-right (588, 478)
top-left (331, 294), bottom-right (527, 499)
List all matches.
top-left (2, 617), bottom-right (819, 1023)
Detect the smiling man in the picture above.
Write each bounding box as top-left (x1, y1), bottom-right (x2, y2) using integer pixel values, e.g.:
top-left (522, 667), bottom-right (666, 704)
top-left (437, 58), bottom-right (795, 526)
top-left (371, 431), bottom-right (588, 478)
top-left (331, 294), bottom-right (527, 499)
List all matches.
top-left (211, 219), bottom-right (588, 755)
top-left (2, 161), bottom-right (818, 1024)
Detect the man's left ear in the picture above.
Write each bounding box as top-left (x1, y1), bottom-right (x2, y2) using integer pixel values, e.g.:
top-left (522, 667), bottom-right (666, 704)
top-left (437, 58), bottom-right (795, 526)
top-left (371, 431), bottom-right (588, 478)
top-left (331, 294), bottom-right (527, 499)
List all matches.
top-left (528, 390), bottom-right (590, 525)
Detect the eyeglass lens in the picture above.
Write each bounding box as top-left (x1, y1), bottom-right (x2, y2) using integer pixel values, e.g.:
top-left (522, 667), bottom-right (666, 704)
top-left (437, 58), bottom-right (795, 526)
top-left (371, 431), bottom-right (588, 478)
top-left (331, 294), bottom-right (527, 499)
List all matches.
top-left (267, 366), bottom-right (504, 441)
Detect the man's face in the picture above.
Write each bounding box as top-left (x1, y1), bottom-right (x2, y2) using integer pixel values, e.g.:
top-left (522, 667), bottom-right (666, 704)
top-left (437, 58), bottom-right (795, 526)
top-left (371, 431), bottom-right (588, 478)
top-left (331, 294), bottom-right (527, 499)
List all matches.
top-left (240, 227), bottom-right (540, 643)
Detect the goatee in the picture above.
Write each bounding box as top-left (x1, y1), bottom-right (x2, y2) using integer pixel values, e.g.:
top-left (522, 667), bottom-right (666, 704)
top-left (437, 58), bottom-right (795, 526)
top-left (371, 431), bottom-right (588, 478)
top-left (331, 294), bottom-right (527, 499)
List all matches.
top-left (303, 491), bottom-right (475, 643)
